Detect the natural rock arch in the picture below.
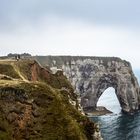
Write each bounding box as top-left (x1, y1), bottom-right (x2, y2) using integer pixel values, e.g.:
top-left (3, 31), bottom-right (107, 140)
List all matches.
top-left (97, 87), bottom-right (121, 113)
top-left (35, 56), bottom-right (140, 114)
top-left (81, 73), bottom-right (138, 113)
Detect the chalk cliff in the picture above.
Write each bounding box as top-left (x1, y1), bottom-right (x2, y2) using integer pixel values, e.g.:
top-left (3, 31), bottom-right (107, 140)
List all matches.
top-left (35, 56), bottom-right (140, 114)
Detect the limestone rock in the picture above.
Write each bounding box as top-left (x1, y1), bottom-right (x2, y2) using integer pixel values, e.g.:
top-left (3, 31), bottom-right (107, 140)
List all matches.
top-left (35, 56), bottom-right (140, 114)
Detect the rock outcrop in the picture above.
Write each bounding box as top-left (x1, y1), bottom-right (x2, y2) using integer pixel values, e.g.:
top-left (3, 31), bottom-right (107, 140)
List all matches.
top-left (35, 56), bottom-right (140, 114)
top-left (0, 59), bottom-right (102, 140)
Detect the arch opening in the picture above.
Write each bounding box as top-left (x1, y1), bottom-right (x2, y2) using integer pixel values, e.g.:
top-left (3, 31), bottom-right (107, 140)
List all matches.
top-left (97, 87), bottom-right (121, 114)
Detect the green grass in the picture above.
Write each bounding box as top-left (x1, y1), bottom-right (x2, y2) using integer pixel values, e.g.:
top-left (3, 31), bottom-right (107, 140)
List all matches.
top-left (0, 64), bottom-right (20, 79)
top-left (0, 82), bottom-right (92, 140)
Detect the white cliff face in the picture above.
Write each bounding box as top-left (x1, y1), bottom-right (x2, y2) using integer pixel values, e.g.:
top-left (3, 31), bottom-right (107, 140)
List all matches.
top-left (36, 56), bottom-right (140, 114)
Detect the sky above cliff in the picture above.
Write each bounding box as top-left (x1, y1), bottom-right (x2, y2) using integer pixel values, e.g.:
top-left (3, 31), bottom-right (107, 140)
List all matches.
top-left (0, 0), bottom-right (140, 69)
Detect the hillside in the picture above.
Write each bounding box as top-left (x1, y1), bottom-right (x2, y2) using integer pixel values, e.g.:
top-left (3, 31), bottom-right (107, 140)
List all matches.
top-left (0, 59), bottom-right (102, 140)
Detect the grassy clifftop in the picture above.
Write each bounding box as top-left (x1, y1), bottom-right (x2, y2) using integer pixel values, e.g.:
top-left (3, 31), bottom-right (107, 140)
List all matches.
top-left (0, 59), bottom-right (100, 140)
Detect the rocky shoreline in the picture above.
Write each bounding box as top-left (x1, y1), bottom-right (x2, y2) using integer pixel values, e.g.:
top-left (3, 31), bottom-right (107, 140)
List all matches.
top-left (85, 106), bottom-right (113, 116)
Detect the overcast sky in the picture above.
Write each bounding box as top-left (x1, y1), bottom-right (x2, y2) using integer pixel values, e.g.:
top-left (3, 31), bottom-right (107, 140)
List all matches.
top-left (0, 0), bottom-right (140, 69)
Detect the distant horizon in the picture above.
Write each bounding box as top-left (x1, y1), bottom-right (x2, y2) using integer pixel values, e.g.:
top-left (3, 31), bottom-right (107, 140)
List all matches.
top-left (0, 51), bottom-right (138, 59)
top-left (1, 53), bottom-right (140, 72)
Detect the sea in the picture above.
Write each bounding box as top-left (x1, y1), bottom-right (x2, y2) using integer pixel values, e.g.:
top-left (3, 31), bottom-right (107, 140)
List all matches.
top-left (90, 70), bottom-right (140, 140)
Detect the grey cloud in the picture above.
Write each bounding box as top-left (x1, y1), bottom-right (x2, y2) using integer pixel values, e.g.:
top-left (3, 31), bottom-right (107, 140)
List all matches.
top-left (46, 0), bottom-right (140, 26)
top-left (0, 0), bottom-right (140, 31)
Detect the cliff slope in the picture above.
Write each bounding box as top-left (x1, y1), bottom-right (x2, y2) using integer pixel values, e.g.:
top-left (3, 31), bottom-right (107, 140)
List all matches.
top-left (0, 59), bottom-right (102, 140)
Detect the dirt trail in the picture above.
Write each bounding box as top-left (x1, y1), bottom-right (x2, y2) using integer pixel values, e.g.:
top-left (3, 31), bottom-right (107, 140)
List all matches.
top-left (11, 62), bottom-right (29, 82)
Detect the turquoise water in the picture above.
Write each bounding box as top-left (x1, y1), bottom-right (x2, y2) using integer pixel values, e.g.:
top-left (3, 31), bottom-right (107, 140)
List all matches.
top-left (90, 71), bottom-right (140, 140)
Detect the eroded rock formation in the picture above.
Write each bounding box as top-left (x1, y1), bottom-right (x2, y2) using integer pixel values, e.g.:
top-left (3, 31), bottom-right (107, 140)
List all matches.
top-left (35, 56), bottom-right (140, 114)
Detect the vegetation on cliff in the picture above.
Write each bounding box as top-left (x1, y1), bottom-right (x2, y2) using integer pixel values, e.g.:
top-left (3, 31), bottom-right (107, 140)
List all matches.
top-left (0, 59), bottom-right (100, 140)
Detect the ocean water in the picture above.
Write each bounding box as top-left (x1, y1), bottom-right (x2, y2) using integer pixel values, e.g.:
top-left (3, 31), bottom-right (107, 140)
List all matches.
top-left (90, 71), bottom-right (140, 140)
